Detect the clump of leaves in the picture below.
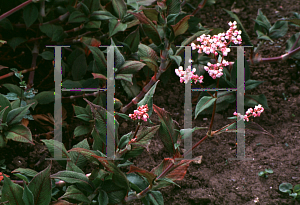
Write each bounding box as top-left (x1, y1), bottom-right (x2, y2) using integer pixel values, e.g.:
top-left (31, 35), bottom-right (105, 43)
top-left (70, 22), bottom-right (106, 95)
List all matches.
top-left (279, 183), bottom-right (300, 200)
top-left (258, 168), bottom-right (273, 178)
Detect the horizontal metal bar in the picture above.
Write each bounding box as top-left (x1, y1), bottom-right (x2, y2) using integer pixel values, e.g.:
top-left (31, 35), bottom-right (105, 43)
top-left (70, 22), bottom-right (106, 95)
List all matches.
top-left (61, 88), bottom-right (107, 91)
top-left (191, 88), bottom-right (237, 91)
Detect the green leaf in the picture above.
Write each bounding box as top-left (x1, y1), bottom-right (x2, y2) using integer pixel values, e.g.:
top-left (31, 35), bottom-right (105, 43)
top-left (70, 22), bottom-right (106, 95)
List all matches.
top-left (117, 160), bottom-right (134, 167)
top-left (109, 19), bottom-right (127, 37)
top-left (111, 38), bottom-right (126, 69)
top-left (6, 103), bottom-right (34, 126)
top-left (85, 20), bottom-right (101, 29)
top-left (112, 0), bottom-right (127, 19)
top-left (28, 165), bottom-right (51, 205)
top-left (265, 168), bottom-right (273, 174)
top-left (39, 51), bottom-right (54, 60)
top-left (293, 184), bottom-right (300, 193)
top-left (99, 180), bottom-right (127, 204)
top-left (2, 174), bottom-right (25, 205)
top-left (148, 190), bottom-right (164, 205)
top-left (66, 160), bottom-right (85, 174)
top-left (223, 9), bottom-right (253, 46)
top-left (127, 166), bottom-right (157, 188)
top-left (169, 55), bottom-right (182, 66)
top-left (140, 57), bottom-right (158, 72)
top-left (126, 173), bottom-right (149, 192)
top-left (254, 9), bottom-right (271, 31)
top-left (84, 98), bottom-right (119, 144)
top-left (279, 183), bottom-right (293, 193)
top-left (68, 11), bottom-right (88, 23)
top-left (138, 44), bottom-right (159, 61)
top-left (245, 79), bottom-right (264, 91)
top-left (51, 171), bottom-right (94, 193)
top-left (23, 4), bottom-right (38, 28)
top-left (33, 91), bottom-right (54, 104)
top-left (0, 94), bottom-right (12, 121)
top-left (12, 168), bottom-right (38, 177)
top-left (4, 92), bottom-right (19, 101)
top-left (90, 11), bottom-right (118, 20)
top-left (74, 125), bottom-right (91, 137)
top-left (0, 18), bottom-right (13, 30)
top-left (39, 24), bottom-right (67, 42)
top-left (7, 37), bottom-right (27, 51)
top-left (3, 83), bottom-right (23, 98)
top-left (286, 32), bottom-right (300, 59)
top-left (72, 54), bottom-right (87, 81)
top-left (68, 148), bottom-right (101, 165)
top-left (62, 80), bottom-right (83, 88)
top-left (118, 61), bottom-right (146, 74)
top-left (121, 78), bottom-right (141, 98)
top-left (74, 105), bottom-right (89, 116)
top-left (143, 8), bottom-right (158, 22)
top-left (79, 1), bottom-right (90, 15)
top-left (123, 27), bottom-right (140, 53)
top-left (41, 139), bottom-right (70, 166)
top-left (137, 80), bottom-right (159, 117)
top-left (115, 74), bottom-right (133, 84)
top-left (142, 24), bottom-right (162, 46)
top-left (283, 19), bottom-right (300, 27)
top-left (98, 189), bottom-right (109, 205)
top-left (244, 94), bottom-right (269, 109)
top-left (256, 30), bottom-right (273, 42)
top-left (88, 46), bottom-right (107, 73)
top-left (60, 185), bottom-right (91, 203)
top-left (69, 139), bottom-right (90, 168)
top-left (6, 124), bottom-right (34, 144)
top-left (153, 104), bottom-right (179, 154)
top-left (171, 15), bottom-right (192, 37)
top-left (23, 183), bottom-right (34, 205)
top-left (92, 155), bottom-right (130, 191)
top-left (269, 21), bottom-right (288, 39)
top-left (167, 0), bottom-right (181, 15)
top-left (194, 96), bottom-right (217, 119)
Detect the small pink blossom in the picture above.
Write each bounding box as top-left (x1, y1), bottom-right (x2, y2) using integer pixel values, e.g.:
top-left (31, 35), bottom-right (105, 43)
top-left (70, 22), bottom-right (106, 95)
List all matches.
top-left (233, 104), bottom-right (264, 121)
top-left (129, 104), bottom-right (149, 122)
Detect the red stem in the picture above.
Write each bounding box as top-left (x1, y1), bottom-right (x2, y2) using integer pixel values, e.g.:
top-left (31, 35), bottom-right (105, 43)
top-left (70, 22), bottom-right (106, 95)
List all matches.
top-left (0, 0), bottom-right (34, 21)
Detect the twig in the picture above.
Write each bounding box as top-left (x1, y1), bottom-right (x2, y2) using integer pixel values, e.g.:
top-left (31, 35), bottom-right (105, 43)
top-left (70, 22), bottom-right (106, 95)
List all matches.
top-left (0, 66), bottom-right (37, 80)
top-left (0, 0), bottom-right (37, 21)
top-left (192, 0), bottom-right (208, 16)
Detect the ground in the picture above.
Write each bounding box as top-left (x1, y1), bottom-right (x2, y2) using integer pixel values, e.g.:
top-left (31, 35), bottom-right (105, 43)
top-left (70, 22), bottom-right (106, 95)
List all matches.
top-left (0, 0), bottom-right (300, 204)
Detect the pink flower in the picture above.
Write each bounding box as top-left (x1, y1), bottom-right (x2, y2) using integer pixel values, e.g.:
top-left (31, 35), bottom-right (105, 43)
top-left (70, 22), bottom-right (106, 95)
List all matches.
top-left (233, 104), bottom-right (264, 121)
top-left (175, 65), bottom-right (204, 84)
top-left (129, 104), bottom-right (149, 122)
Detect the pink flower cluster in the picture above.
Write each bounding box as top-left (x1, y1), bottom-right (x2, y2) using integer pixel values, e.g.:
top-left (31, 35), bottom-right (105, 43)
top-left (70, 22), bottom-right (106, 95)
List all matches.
top-left (175, 65), bottom-right (204, 84)
top-left (233, 104), bottom-right (264, 122)
top-left (191, 21), bottom-right (242, 56)
top-left (204, 60), bottom-right (229, 79)
top-left (129, 104), bottom-right (149, 122)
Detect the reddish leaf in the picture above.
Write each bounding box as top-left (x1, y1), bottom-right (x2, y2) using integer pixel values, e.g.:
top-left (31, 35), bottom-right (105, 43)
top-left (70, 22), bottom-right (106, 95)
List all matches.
top-left (92, 73), bottom-right (107, 80)
top-left (128, 11), bottom-right (151, 24)
top-left (153, 104), bottom-right (179, 154)
top-left (151, 158), bottom-right (192, 181)
top-left (171, 15), bottom-right (192, 37)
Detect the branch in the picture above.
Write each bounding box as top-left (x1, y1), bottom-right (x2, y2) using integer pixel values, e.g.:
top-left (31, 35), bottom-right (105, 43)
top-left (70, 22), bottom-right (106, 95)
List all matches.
top-left (0, 66), bottom-right (37, 81)
top-left (192, 0), bottom-right (208, 16)
top-left (0, 0), bottom-right (37, 21)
